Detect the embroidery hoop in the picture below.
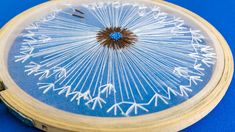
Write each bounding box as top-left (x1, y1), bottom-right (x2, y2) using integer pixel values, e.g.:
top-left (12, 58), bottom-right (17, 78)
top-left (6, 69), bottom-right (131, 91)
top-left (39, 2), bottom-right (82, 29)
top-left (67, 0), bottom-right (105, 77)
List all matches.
top-left (0, 0), bottom-right (233, 131)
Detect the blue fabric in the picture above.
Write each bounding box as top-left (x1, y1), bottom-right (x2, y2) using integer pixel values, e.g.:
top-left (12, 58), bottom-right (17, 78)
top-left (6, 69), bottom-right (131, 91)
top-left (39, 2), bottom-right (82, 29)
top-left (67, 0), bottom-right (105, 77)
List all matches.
top-left (0, 0), bottom-right (234, 131)
top-left (7, 3), bottom-right (215, 117)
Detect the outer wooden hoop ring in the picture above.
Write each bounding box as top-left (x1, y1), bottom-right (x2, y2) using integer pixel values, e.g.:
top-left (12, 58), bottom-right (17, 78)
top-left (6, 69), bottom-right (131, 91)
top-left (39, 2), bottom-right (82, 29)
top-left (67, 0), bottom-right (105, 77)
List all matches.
top-left (0, 0), bottom-right (233, 131)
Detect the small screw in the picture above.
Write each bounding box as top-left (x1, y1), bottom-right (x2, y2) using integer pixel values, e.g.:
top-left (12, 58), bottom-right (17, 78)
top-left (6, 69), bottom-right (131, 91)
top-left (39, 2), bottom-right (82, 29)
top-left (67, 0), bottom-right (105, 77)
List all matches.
top-left (42, 125), bottom-right (48, 131)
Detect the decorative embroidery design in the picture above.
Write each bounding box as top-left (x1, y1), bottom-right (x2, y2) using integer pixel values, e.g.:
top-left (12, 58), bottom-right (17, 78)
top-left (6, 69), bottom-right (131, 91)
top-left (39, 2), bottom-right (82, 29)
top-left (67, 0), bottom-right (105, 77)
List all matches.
top-left (13, 1), bottom-right (216, 117)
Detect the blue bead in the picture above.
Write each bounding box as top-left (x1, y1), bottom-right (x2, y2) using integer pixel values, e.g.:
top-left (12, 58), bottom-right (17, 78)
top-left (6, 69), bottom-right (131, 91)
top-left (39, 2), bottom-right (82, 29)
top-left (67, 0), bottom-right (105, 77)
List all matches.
top-left (109, 32), bottom-right (122, 41)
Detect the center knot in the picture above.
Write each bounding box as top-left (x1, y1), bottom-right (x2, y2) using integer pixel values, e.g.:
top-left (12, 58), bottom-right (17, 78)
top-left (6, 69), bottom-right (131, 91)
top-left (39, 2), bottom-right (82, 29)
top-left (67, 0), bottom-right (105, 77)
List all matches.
top-left (97, 27), bottom-right (137, 49)
top-left (109, 32), bottom-right (123, 41)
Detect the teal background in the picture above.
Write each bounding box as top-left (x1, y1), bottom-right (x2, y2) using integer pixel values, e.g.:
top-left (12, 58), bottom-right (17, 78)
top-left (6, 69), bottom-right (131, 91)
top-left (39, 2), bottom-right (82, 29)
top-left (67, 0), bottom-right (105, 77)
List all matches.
top-left (0, 0), bottom-right (234, 131)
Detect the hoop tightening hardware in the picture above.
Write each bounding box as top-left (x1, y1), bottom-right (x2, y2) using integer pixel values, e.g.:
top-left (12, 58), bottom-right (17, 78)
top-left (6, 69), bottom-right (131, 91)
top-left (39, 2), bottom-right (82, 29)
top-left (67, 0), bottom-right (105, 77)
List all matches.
top-left (0, 81), bottom-right (6, 92)
top-left (0, 81), bottom-right (6, 102)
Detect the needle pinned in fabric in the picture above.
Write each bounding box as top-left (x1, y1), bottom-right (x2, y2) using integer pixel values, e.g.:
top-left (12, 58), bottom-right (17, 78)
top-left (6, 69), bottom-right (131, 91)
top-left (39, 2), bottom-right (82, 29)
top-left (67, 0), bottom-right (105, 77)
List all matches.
top-left (72, 9), bottom-right (85, 19)
top-left (75, 9), bottom-right (85, 14)
top-left (72, 14), bottom-right (85, 18)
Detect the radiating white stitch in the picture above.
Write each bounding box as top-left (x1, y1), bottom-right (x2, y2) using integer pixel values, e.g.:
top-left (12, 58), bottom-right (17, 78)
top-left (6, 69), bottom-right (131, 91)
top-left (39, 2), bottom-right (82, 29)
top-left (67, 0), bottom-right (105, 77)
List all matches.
top-left (14, 1), bottom-right (216, 116)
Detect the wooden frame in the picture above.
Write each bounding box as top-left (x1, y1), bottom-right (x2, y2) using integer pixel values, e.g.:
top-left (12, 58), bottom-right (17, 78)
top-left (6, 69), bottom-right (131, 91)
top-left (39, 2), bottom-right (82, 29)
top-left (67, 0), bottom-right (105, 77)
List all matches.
top-left (0, 0), bottom-right (233, 131)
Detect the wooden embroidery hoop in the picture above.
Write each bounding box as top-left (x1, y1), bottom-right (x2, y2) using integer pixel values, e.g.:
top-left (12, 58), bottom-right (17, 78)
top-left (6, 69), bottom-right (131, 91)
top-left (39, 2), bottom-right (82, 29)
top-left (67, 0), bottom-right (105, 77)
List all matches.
top-left (0, 0), bottom-right (233, 131)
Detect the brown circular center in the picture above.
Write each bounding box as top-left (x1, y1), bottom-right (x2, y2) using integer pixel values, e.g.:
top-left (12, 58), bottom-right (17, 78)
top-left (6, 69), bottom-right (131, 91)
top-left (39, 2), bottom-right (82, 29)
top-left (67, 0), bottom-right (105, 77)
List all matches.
top-left (96, 27), bottom-right (137, 49)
